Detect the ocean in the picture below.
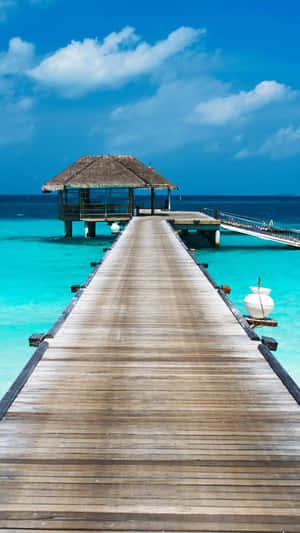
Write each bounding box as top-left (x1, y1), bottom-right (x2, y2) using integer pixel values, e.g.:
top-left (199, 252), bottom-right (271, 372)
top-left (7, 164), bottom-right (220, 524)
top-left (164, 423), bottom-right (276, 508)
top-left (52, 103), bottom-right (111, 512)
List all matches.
top-left (1, 194), bottom-right (300, 399)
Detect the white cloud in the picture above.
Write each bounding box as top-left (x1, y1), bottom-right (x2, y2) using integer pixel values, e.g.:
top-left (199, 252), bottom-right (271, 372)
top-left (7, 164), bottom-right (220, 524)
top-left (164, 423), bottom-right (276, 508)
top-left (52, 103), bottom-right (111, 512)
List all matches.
top-left (0, 93), bottom-right (35, 144)
top-left (234, 148), bottom-right (251, 159)
top-left (103, 76), bottom-right (226, 153)
top-left (246, 126), bottom-right (300, 160)
top-left (258, 126), bottom-right (300, 159)
top-left (194, 81), bottom-right (293, 125)
top-left (0, 37), bottom-right (35, 74)
top-left (0, 0), bottom-right (51, 22)
top-left (29, 26), bottom-right (204, 97)
top-left (233, 133), bottom-right (244, 143)
top-left (234, 126), bottom-right (300, 160)
top-left (0, 0), bottom-right (15, 22)
top-left (0, 38), bottom-right (36, 144)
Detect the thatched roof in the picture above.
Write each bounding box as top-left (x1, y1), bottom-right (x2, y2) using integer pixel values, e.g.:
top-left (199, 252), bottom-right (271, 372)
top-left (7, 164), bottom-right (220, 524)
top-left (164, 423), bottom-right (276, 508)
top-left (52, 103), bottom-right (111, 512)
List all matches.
top-left (42, 155), bottom-right (178, 193)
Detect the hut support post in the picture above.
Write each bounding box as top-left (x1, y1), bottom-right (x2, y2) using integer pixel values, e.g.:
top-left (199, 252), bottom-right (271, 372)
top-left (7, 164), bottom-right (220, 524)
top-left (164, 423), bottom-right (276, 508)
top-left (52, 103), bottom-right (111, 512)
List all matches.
top-left (64, 220), bottom-right (72, 238)
top-left (215, 230), bottom-right (221, 248)
top-left (151, 188), bottom-right (155, 215)
top-left (58, 191), bottom-right (64, 219)
top-left (83, 189), bottom-right (90, 203)
top-left (84, 222), bottom-right (96, 238)
top-left (168, 189), bottom-right (171, 211)
top-left (128, 188), bottom-right (134, 217)
top-left (79, 189), bottom-right (84, 219)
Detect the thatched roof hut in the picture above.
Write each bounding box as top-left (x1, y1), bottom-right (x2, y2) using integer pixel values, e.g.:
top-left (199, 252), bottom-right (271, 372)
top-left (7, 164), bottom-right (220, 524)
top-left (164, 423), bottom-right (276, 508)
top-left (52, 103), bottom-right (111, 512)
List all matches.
top-left (41, 155), bottom-right (178, 235)
top-left (42, 155), bottom-right (178, 192)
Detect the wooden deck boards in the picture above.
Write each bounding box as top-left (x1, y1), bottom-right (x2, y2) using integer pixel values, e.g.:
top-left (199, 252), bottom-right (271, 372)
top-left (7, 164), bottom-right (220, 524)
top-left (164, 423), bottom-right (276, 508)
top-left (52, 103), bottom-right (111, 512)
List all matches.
top-left (0, 216), bottom-right (300, 532)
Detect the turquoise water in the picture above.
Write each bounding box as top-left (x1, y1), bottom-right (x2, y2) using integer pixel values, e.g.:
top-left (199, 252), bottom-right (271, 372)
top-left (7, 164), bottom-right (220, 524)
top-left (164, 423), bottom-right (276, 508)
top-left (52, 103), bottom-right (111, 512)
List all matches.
top-left (195, 230), bottom-right (300, 384)
top-left (1, 194), bottom-right (300, 399)
top-left (0, 217), bottom-right (112, 398)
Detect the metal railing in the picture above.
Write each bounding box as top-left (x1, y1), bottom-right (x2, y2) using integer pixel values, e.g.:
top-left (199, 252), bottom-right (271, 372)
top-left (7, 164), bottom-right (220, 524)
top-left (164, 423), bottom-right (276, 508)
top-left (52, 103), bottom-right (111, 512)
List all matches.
top-left (59, 204), bottom-right (80, 219)
top-left (201, 207), bottom-right (300, 244)
top-left (60, 202), bottom-right (131, 220)
top-left (134, 196), bottom-right (169, 210)
top-left (80, 202), bottom-right (130, 219)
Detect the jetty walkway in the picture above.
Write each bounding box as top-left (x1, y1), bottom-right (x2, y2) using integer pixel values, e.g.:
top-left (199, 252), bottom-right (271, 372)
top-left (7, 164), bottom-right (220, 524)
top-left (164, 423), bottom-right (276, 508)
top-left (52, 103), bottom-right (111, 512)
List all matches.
top-left (202, 208), bottom-right (300, 248)
top-left (0, 216), bottom-right (300, 531)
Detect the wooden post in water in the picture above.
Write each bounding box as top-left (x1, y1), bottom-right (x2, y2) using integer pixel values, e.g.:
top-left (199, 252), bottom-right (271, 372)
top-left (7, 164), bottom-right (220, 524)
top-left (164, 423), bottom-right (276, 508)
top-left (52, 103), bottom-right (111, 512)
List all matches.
top-left (84, 221), bottom-right (96, 238)
top-left (151, 188), bottom-right (155, 215)
top-left (89, 222), bottom-right (96, 238)
top-left (64, 220), bottom-right (72, 238)
top-left (58, 191), bottom-right (64, 219)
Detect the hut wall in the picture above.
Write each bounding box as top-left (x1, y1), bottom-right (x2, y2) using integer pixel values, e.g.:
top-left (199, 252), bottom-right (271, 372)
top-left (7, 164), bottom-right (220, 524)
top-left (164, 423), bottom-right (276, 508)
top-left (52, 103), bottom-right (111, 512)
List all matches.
top-left (59, 187), bottom-right (132, 221)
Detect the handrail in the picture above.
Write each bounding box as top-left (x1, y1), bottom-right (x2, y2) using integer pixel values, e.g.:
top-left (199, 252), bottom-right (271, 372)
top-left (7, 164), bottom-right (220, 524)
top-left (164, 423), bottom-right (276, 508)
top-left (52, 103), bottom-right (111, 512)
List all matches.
top-left (201, 207), bottom-right (300, 243)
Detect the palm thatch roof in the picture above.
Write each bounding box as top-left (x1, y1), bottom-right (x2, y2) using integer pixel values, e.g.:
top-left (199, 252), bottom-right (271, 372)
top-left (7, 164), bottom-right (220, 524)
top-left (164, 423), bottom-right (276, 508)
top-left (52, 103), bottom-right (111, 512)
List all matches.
top-left (42, 155), bottom-right (178, 193)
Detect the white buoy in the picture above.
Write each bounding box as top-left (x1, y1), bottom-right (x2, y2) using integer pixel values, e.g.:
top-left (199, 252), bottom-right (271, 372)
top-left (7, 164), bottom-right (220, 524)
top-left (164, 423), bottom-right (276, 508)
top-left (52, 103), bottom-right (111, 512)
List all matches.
top-left (111, 222), bottom-right (120, 234)
top-left (244, 286), bottom-right (274, 319)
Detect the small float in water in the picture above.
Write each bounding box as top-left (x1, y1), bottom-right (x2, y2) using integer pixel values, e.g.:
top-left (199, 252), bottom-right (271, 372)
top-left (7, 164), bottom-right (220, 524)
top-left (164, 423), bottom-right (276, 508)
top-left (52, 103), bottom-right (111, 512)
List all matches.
top-left (243, 277), bottom-right (277, 329)
top-left (111, 222), bottom-right (121, 234)
top-left (244, 277), bottom-right (274, 319)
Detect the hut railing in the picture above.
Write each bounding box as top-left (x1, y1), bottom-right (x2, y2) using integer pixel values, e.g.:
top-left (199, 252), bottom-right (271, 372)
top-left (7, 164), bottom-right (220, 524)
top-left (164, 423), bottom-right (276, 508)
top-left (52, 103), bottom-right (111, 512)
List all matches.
top-left (59, 202), bottom-right (131, 220)
top-left (80, 201), bottom-right (130, 219)
top-left (59, 203), bottom-right (80, 219)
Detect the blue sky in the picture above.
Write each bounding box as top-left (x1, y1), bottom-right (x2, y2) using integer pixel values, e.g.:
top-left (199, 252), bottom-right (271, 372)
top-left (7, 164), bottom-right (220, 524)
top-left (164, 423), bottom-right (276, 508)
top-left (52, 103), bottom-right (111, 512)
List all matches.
top-left (1, 0), bottom-right (300, 194)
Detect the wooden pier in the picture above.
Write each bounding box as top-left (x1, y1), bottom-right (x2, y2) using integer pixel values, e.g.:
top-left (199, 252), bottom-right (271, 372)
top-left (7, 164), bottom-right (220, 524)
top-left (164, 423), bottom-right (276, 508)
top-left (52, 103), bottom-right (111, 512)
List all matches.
top-left (0, 216), bottom-right (300, 531)
top-left (140, 210), bottom-right (221, 247)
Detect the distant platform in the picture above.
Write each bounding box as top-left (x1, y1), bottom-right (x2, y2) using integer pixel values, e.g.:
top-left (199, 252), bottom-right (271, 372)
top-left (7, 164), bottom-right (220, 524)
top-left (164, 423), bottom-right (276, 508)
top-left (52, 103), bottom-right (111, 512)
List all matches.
top-left (140, 209), bottom-right (221, 227)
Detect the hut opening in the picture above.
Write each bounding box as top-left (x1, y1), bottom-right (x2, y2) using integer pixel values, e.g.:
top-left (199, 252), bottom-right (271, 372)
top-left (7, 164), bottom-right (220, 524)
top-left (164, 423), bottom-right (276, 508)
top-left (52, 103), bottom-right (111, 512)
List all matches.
top-left (42, 155), bottom-right (179, 237)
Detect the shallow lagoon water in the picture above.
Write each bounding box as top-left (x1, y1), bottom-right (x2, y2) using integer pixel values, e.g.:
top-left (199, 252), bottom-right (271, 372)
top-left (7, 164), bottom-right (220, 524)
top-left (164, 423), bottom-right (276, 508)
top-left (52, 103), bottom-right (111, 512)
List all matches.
top-left (1, 194), bottom-right (300, 398)
top-left (0, 217), bottom-right (111, 397)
